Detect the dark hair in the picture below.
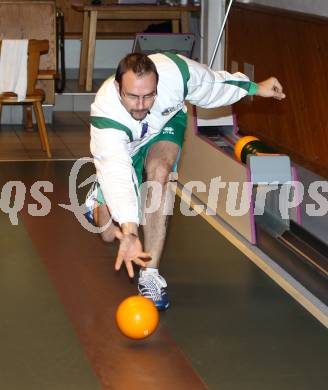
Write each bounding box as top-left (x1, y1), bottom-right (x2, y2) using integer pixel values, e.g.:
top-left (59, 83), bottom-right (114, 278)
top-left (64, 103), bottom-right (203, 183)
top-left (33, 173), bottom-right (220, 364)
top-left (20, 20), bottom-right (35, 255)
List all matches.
top-left (115, 53), bottom-right (159, 91)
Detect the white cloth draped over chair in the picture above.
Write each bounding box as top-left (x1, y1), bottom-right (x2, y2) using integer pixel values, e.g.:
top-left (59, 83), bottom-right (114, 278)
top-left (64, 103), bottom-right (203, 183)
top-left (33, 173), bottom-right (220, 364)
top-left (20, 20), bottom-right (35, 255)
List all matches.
top-left (0, 40), bottom-right (28, 101)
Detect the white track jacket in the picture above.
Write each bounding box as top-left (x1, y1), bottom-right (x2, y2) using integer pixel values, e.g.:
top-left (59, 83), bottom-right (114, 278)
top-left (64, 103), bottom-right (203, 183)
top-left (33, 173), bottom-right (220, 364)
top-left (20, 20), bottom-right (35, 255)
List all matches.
top-left (90, 53), bottom-right (257, 225)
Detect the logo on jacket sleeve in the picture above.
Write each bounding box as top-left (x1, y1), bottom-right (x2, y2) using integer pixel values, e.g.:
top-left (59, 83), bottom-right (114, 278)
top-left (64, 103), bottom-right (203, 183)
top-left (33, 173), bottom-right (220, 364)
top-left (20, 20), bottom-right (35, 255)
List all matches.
top-left (161, 102), bottom-right (184, 116)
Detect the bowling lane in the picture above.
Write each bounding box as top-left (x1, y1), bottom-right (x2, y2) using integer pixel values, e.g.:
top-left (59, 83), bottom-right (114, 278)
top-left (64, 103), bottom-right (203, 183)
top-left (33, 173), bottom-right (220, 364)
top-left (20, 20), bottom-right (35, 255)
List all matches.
top-left (0, 161), bottom-right (205, 389)
top-left (1, 160), bottom-right (328, 389)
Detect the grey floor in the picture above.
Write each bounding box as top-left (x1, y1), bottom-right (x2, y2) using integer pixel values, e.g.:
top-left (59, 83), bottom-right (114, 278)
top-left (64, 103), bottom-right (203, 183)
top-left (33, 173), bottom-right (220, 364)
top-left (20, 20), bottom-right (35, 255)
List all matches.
top-left (0, 209), bottom-right (100, 390)
top-left (161, 206), bottom-right (328, 390)
top-left (296, 164), bottom-right (328, 243)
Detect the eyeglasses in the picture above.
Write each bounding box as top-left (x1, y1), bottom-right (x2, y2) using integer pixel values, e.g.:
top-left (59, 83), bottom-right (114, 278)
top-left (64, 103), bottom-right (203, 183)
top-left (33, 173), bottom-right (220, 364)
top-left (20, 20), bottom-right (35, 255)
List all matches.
top-left (121, 90), bottom-right (157, 103)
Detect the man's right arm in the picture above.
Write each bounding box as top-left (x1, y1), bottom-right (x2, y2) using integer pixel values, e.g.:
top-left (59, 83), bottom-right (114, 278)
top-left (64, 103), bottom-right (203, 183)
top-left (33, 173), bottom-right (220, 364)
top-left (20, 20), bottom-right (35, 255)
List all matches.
top-left (91, 125), bottom-right (151, 277)
top-left (90, 125), bottom-right (140, 226)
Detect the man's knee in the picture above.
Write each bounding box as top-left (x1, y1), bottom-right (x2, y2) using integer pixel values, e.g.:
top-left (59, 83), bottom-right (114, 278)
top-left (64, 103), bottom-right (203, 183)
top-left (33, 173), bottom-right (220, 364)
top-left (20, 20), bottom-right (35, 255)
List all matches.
top-left (146, 161), bottom-right (173, 184)
top-left (95, 203), bottom-right (116, 243)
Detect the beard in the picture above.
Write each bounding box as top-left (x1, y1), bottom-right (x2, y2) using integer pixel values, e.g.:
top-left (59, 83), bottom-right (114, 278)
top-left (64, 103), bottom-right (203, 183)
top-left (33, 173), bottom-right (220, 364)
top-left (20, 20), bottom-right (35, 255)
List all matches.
top-left (129, 109), bottom-right (149, 121)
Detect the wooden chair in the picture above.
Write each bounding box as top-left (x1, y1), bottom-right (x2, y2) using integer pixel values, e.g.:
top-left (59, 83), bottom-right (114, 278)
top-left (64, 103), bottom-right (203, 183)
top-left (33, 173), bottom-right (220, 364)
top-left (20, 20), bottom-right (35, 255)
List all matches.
top-left (0, 39), bottom-right (52, 158)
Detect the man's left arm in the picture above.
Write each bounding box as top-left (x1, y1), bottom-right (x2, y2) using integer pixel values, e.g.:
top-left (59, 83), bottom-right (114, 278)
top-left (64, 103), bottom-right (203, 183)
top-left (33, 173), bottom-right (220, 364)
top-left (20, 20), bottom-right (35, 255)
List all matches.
top-left (182, 56), bottom-right (285, 108)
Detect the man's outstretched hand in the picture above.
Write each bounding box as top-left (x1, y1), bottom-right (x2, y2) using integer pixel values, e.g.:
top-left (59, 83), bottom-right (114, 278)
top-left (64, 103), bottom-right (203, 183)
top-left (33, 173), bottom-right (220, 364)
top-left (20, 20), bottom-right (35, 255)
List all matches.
top-left (115, 233), bottom-right (151, 278)
top-left (256, 77), bottom-right (286, 100)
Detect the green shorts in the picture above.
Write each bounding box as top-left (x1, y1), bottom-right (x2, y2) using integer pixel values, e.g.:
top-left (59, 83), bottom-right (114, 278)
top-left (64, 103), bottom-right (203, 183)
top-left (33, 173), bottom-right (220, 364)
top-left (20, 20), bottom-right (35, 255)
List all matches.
top-left (91, 109), bottom-right (186, 207)
top-left (132, 109), bottom-right (186, 185)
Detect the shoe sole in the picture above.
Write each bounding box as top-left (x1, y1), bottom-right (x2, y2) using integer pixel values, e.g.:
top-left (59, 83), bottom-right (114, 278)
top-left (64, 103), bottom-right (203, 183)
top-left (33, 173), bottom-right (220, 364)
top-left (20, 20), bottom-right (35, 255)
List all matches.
top-left (155, 301), bottom-right (170, 311)
top-left (138, 293), bottom-right (170, 311)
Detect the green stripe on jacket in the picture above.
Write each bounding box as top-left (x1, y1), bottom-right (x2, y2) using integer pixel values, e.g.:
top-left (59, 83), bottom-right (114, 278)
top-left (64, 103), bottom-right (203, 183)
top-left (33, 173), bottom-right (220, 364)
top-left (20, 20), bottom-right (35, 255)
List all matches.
top-left (223, 80), bottom-right (258, 95)
top-left (90, 116), bottom-right (133, 142)
top-left (163, 52), bottom-right (190, 99)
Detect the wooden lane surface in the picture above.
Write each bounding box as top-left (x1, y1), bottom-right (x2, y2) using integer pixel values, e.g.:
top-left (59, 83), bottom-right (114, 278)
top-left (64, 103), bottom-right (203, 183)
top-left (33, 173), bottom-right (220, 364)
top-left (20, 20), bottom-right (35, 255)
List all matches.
top-left (1, 161), bottom-right (206, 389)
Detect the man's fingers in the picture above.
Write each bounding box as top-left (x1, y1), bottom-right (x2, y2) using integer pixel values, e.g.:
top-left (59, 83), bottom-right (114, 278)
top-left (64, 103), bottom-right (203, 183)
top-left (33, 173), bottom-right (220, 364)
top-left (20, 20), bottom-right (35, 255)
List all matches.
top-left (257, 77), bottom-right (286, 100)
top-left (115, 248), bottom-right (151, 277)
top-left (116, 254), bottom-right (136, 277)
top-left (133, 258), bottom-right (147, 268)
top-left (138, 252), bottom-right (152, 260)
top-left (126, 262), bottom-right (134, 278)
top-left (115, 251), bottom-right (124, 271)
top-left (271, 78), bottom-right (286, 99)
top-left (273, 91), bottom-right (286, 100)
top-left (274, 79), bottom-right (283, 92)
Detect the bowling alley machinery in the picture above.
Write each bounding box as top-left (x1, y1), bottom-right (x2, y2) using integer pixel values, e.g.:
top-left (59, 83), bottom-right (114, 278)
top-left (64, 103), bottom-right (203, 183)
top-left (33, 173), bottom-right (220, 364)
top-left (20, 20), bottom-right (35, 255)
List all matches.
top-left (1, 1), bottom-right (328, 389)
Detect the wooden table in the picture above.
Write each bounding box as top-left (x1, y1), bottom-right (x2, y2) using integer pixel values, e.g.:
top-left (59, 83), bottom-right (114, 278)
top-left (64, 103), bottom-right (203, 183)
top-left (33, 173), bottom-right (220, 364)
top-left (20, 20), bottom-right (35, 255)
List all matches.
top-left (72, 2), bottom-right (200, 91)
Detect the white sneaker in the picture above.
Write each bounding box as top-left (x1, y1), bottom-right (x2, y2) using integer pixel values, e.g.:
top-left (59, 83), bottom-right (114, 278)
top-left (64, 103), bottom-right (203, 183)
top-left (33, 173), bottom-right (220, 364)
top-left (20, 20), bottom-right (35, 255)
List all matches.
top-left (138, 269), bottom-right (170, 311)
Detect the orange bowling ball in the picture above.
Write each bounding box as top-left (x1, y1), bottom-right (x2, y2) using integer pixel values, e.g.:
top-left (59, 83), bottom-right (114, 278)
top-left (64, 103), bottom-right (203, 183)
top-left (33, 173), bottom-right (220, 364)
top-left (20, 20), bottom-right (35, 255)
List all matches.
top-left (234, 135), bottom-right (259, 161)
top-left (116, 296), bottom-right (159, 340)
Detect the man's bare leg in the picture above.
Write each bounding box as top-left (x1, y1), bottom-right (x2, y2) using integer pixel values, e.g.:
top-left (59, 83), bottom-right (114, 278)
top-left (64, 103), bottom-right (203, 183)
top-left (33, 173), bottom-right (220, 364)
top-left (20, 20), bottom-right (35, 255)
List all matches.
top-left (143, 141), bottom-right (179, 268)
top-left (94, 203), bottom-right (121, 242)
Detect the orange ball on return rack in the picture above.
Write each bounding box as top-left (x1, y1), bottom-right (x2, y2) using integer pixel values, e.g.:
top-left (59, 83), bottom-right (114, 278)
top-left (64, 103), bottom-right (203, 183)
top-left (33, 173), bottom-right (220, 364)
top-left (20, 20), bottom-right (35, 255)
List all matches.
top-left (234, 135), bottom-right (275, 163)
top-left (234, 135), bottom-right (259, 161)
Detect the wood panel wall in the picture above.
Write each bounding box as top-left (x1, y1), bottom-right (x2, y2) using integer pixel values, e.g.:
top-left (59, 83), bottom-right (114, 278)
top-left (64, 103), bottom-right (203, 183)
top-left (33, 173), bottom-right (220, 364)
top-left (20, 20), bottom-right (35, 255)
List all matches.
top-left (226, 3), bottom-right (328, 178)
top-left (0, 0), bottom-right (56, 103)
